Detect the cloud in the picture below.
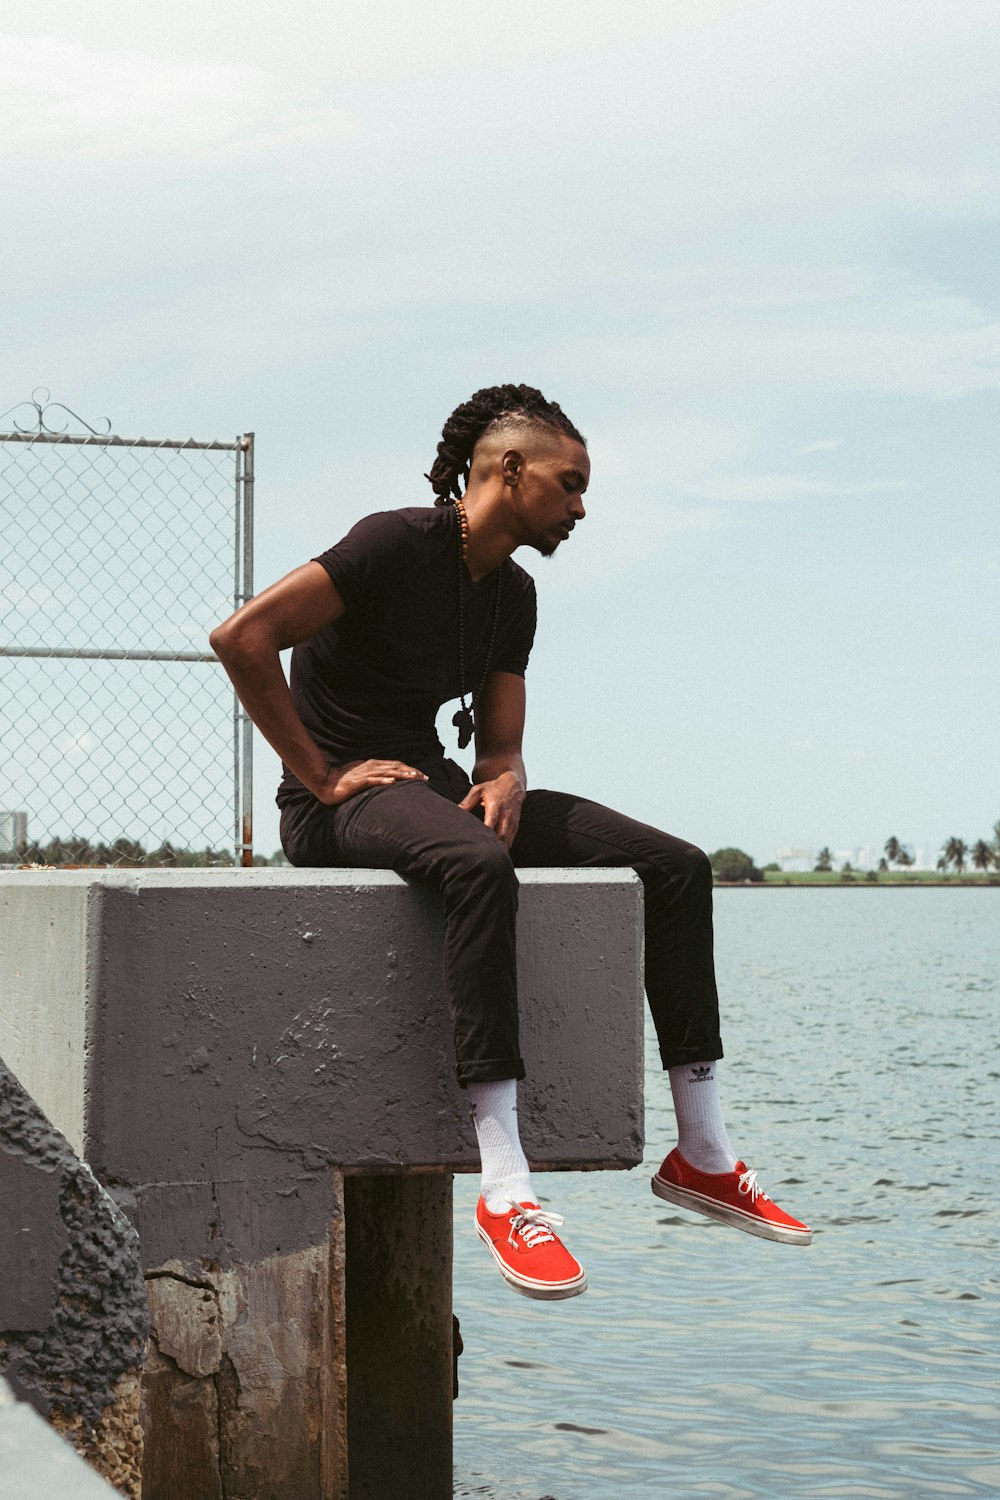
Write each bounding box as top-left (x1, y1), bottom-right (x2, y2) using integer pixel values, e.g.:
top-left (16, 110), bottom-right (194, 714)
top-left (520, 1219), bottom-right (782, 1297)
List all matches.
top-left (798, 440), bottom-right (840, 455)
top-left (883, 168), bottom-right (1000, 220)
top-left (686, 474), bottom-right (909, 504)
top-left (552, 266), bottom-right (1000, 407)
top-left (0, 36), bottom-right (353, 159)
top-left (56, 728), bottom-right (96, 762)
top-left (946, 552), bottom-right (1000, 577)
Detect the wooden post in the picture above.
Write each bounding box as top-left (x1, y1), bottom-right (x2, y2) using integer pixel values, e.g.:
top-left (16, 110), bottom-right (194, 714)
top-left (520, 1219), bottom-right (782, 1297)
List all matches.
top-left (344, 1175), bottom-right (454, 1500)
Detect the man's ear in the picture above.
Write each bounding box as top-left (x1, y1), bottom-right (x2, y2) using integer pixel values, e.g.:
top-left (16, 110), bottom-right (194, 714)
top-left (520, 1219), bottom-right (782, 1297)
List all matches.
top-left (501, 448), bottom-right (523, 487)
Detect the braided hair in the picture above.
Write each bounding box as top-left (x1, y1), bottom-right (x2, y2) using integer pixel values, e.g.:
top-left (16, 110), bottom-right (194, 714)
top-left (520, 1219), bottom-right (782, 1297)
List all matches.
top-left (425, 383), bottom-right (586, 506)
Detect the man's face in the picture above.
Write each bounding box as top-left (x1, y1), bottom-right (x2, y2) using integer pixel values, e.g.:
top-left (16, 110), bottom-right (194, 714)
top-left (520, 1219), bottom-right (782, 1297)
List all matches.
top-left (511, 435), bottom-right (590, 559)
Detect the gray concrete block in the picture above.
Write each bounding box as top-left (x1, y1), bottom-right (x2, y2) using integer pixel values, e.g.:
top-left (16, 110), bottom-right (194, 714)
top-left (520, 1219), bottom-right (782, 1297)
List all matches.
top-left (2, 868), bottom-right (644, 1210)
top-left (0, 1149), bottom-right (64, 1331)
top-left (1, 865), bottom-right (644, 1499)
top-left (0, 879), bottom-right (90, 1157)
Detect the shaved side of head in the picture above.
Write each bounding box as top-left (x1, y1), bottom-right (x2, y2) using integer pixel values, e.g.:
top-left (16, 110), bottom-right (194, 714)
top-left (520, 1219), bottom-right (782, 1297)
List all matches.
top-left (467, 417), bottom-right (576, 482)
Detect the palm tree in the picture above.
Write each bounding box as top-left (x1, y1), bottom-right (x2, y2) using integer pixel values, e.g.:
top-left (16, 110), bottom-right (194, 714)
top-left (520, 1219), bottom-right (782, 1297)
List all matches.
top-left (884, 836), bottom-right (901, 865)
top-left (60, 835), bottom-right (99, 866)
top-left (971, 839), bottom-right (995, 872)
top-left (109, 836), bottom-right (147, 868)
top-left (941, 836), bottom-right (968, 873)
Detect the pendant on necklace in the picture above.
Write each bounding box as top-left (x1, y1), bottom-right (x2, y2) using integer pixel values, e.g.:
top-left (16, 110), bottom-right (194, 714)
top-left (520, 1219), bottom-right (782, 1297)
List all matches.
top-left (453, 705), bottom-right (475, 750)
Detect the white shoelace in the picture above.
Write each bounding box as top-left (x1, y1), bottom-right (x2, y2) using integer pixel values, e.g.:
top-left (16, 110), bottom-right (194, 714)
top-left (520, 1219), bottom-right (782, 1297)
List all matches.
top-left (506, 1204), bottom-right (564, 1250)
top-left (737, 1168), bottom-right (770, 1203)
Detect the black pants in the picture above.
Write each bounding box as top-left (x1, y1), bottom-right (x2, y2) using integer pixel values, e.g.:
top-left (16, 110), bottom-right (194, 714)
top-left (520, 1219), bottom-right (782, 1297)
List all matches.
top-left (280, 758), bottom-right (722, 1086)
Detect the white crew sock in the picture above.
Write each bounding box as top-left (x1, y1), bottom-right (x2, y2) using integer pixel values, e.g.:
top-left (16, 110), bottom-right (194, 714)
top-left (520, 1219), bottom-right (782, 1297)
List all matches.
top-left (467, 1079), bottom-right (535, 1213)
top-left (667, 1060), bottom-right (738, 1173)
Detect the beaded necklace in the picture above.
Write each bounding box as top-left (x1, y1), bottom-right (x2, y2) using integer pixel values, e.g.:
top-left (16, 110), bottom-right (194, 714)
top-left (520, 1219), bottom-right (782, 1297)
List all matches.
top-left (451, 496), bottom-right (502, 750)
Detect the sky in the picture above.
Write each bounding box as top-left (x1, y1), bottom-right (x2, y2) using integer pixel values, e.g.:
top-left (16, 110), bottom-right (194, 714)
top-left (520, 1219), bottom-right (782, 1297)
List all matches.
top-left (3, 0), bottom-right (999, 864)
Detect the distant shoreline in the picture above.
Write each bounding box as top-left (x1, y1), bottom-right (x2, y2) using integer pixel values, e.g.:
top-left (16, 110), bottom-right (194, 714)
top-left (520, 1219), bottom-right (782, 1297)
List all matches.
top-left (716, 877), bottom-right (999, 888)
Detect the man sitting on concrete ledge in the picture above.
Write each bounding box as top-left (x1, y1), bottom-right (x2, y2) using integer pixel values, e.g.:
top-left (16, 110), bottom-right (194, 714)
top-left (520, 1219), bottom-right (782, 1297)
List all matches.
top-left (210, 382), bottom-right (811, 1300)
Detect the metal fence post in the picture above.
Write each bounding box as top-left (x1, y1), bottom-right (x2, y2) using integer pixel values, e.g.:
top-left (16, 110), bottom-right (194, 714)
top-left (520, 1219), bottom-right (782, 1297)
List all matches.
top-left (239, 433), bottom-right (255, 867)
top-left (0, 390), bottom-right (254, 868)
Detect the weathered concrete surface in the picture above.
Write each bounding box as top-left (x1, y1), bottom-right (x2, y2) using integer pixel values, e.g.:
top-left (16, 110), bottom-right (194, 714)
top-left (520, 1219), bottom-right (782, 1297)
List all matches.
top-left (0, 1377), bottom-right (124, 1498)
top-left (0, 879), bottom-right (89, 1157)
top-left (1, 868), bottom-right (644, 1266)
top-left (0, 1060), bottom-right (147, 1497)
top-left (344, 1175), bottom-right (453, 1500)
top-left (0, 867), bottom-right (644, 1499)
top-left (0, 1145), bottom-right (64, 1329)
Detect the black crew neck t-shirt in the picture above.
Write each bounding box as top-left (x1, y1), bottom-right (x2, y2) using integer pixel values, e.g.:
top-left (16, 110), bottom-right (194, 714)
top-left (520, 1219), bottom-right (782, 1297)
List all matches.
top-left (276, 505), bottom-right (537, 807)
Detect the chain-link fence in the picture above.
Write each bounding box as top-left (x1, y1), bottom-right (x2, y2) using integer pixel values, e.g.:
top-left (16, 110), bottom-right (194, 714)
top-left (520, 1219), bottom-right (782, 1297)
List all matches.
top-left (0, 390), bottom-right (253, 868)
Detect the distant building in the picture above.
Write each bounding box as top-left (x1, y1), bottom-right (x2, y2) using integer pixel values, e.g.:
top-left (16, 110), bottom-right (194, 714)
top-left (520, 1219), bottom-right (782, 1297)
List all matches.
top-left (837, 848), bottom-right (878, 870)
top-left (774, 841), bottom-right (935, 873)
top-left (775, 846), bottom-right (814, 873)
top-left (0, 810), bottom-right (27, 860)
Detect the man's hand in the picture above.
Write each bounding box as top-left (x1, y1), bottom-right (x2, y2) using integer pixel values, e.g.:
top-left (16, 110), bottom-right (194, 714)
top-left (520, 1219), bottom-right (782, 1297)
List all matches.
top-left (458, 769), bottom-right (526, 847)
top-left (317, 760), bottom-right (428, 806)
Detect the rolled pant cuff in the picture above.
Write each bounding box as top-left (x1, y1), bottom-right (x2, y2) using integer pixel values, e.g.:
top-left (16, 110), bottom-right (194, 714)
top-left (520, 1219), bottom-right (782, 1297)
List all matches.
top-left (457, 1056), bottom-right (526, 1087)
top-left (659, 1037), bottom-right (724, 1071)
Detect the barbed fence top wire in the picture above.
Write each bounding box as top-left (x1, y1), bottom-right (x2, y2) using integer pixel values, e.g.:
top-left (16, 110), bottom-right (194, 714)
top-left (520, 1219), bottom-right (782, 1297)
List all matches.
top-left (0, 389), bottom-right (253, 868)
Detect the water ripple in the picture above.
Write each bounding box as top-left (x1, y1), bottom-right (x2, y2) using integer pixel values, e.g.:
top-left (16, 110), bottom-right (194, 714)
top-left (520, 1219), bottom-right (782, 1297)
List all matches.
top-left (454, 890), bottom-right (1000, 1498)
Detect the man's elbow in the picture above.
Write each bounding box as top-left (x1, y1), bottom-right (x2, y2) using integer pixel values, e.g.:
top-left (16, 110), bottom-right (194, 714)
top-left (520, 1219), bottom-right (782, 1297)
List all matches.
top-left (208, 619), bottom-right (232, 660)
top-left (209, 613), bottom-right (253, 662)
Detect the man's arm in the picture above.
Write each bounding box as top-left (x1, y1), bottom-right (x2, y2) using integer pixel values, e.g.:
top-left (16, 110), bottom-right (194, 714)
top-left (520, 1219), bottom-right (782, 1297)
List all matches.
top-left (458, 671), bottom-right (527, 846)
top-left (210, 562), bottom-right (428, 805)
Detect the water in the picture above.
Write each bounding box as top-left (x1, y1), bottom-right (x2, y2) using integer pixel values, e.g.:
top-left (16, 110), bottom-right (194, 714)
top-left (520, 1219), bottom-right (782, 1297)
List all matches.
top-left (452, 890), bottom-right (1000, 1499)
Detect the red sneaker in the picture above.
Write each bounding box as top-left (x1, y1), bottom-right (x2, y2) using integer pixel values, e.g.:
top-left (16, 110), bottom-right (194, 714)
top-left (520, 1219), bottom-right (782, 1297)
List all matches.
top-left (474, 1198), bottom-right (588, 1300)
top-left (652, 1147), bottom-right (812, 1246)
